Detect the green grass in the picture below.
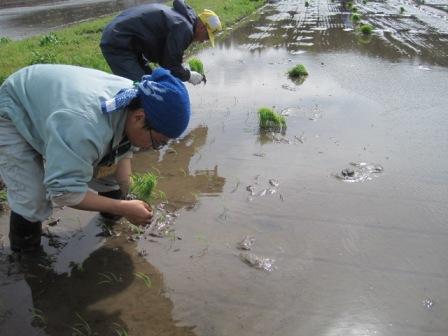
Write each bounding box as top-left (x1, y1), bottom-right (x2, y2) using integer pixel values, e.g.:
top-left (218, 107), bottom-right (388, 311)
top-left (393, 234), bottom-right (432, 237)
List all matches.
top-left (288, 64), bottom-right (308, 78)
top-left (258, 107), bottom-right (286, 130)
top-left (0, 0), bottom-right (266, 85)
top-left (188, 57), bottom-right (205, 75)
top-left (130, 172), bottom-right (158, 202)
top-left (359, 23), bottom-right (373, 35)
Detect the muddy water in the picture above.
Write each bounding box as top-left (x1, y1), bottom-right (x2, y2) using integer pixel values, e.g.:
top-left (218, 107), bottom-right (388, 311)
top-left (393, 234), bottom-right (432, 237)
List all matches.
top-left (0, 0), bottom-right (162, 40)
top-left (1, 0), bottom-right (448, 335)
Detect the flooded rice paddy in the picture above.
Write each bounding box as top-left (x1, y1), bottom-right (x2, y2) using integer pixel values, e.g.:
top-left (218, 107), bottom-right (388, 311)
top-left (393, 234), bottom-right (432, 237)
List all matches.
top-left (1, 0), bottom-right (448, 335)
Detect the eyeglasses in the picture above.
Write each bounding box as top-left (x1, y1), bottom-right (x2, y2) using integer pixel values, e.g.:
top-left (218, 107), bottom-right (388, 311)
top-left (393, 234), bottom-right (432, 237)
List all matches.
top-left (149, 127), bottom-right (167, 150)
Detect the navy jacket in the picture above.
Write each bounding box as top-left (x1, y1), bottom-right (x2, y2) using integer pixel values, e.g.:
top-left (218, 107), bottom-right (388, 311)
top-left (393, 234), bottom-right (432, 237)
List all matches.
top-left (101, 0), bottom-right (197, 81)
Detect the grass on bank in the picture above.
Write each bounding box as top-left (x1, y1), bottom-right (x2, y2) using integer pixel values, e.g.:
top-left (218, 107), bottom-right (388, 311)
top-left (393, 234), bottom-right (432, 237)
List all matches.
top-left (0, 0), bottom-right (266, 84)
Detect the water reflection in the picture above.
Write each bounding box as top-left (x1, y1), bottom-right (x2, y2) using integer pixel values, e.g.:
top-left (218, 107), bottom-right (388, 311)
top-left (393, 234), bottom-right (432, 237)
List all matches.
top-left (133, 125), bottom-right (226, 209)
top-left (0, 225), bottom-right (196, 335)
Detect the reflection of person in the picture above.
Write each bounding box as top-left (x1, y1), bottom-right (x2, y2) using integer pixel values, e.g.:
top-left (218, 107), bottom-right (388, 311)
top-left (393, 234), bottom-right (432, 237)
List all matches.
top-left (100, 0), bottom-right (222, 84)
top-left (139, 126), bottom-right (226, 206)
top-left (12, 238), bottom-right (196, 335)
top-left (0, 64), bottom-right (190, 253)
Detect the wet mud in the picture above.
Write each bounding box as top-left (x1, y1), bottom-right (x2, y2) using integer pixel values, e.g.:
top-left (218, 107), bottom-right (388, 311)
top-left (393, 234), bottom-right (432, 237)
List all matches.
top-left (1, 0), bottom-right (448, 335)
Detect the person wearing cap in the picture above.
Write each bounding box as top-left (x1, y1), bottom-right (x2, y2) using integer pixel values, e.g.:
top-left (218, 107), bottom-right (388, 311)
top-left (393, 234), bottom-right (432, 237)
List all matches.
top-left (0, 64), bottom-right (190, 253)
top-left (100, 0), bottom-right (221, 84)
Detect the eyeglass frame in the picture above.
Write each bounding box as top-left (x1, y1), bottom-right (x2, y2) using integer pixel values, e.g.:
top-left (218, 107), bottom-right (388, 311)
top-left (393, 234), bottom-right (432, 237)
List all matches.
top-left (148, 125), bottom-right (167, 150)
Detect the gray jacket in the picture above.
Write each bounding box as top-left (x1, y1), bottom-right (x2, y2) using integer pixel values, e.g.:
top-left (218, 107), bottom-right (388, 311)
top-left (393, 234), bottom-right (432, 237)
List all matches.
top-left (101, 0), bottom-right (197, 81)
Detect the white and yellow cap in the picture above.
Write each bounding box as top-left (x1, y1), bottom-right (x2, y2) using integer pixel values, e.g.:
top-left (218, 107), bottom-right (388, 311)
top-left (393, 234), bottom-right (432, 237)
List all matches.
top-left (198, 9), bottom-right (222, 47)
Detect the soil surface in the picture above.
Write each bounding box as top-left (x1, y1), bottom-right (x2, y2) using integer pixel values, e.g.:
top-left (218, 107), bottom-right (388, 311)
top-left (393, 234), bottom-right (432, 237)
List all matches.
top-left (1, 0), bottom-right (448, 335)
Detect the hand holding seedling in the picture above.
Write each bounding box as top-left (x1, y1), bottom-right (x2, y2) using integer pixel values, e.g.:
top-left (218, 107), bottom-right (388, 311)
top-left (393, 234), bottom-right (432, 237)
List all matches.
top-left (188, 57), bottom-right (206, 85)
top-left (120, 199), bottom-right (153, 226)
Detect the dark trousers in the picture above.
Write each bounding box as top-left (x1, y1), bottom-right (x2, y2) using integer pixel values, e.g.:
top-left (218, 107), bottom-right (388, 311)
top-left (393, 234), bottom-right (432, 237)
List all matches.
top-left (101, 46), bottom-right (152, 82)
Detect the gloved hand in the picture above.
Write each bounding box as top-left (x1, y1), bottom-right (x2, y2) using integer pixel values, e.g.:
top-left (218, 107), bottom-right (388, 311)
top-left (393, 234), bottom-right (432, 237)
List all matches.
top-left (188, 71), bottom-right (204, 85)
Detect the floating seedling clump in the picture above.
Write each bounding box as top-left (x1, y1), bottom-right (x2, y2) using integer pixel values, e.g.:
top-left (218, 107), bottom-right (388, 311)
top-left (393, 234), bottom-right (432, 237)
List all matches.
top-left (130, 172), bottom-right (158, 202)
top-left (287, 64), bottom-right (308, 85)
top-left (351, 14), bottom-right (361, 23)
top-left (188, 57), bottom-right (205, 75)
top-left (360, 24), bottom-right (373, 35)
top-left (288, 64), bottom-right (308, 78)
top-left (258, 107), bottom-right (286, 131)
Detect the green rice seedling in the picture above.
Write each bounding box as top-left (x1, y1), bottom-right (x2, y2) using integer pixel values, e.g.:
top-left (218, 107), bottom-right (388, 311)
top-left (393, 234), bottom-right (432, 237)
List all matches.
top-left (351, 6), bottom-right (358, 12)
top-left (400, 6), bottom-right (405, 13)
top-left (128, 223), bottom-right (145, 234)
top-left (39, 33), bottom-right (60, 47)
top-left (113, 323), bottom-right (128, 336)
top-left (0, 190), bottom-right (7, 202)
top-left (188, 57), bottom-right (204, 75)
top-left (258, 107), bottom-right (286, 131)
top-left (305, 1), bottom-right (310, 7)
top-left (360, 23), bottom-right (373, 35)
top-left (130, 172), bottom-right (158, 202)
top-left (346, 2), bottom-right (353, 9)
top-left (97, 272), bottom-right (121, 285)
top-left (70, 313), bottom-right (93, 336)
top-left (134, 272), bottom-right (152, 288)
top-left (351, 14), bottom-right (361, 23)
top-left (30, 308), bottom-right (47, 327)
top-left (288, 64), bottom-right (308, 78)
top-left (363, 0), bottom-right (367, 3)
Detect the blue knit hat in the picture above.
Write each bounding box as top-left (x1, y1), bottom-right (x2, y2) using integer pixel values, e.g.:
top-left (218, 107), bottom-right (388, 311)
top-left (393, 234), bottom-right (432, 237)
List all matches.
top-left (101, 68), bottom-right (191, 138)
top-left (139, 68), bottom-right (191, 138)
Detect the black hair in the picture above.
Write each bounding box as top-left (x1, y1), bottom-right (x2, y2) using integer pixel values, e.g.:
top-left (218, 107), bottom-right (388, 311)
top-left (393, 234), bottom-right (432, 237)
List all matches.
top-left (127, 97), bottom-right (142, 111)
top-left (127, 97), bottom-right (152, 130)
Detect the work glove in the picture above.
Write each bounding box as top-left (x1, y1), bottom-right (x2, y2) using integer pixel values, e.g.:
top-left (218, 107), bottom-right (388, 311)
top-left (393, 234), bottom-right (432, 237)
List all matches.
top-left (188, 71), bottom-right (204, 85)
